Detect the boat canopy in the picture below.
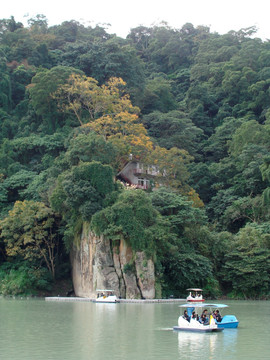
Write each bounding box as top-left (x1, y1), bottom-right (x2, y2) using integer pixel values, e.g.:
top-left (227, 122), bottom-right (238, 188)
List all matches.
top-left (186, 288), bottom-right (203, 291)
top-left (180, 303), bottom-right (228, 308)
top-left (96, 289), bottom-right (114, 292)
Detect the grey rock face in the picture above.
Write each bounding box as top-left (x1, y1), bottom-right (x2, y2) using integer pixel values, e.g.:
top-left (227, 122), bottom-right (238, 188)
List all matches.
top-left (71, 224), bottom-right (155, 299)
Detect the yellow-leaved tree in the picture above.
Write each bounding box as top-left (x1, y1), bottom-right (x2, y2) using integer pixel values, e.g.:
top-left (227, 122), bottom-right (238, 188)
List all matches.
top-left (53, 74), bottom-right (203, 205)
top-left (146, 146), bottom-right (192, 189)
top-left (53, 75), bottom-right (138, 125)
top-left (54, 75), bottom-right (153, 166)
top-left (145, 146), bottom-right (204, 206)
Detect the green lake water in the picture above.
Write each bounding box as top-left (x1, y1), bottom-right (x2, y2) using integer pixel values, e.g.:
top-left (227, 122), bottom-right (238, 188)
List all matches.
top-left (0, 298), bottom-right (269, 359)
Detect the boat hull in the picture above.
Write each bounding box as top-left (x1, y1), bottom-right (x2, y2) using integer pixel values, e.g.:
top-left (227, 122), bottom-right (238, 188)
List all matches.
top-left (175, 316), bottom-right (223, 333)
top-left (173, 326), bottom-right (223, 332)
top-left (216, 315), bottom-right (239, 328)
top-left (217, 322), bottom-right (238, 329)
top-left (94, 295), bottom-right (118, 303)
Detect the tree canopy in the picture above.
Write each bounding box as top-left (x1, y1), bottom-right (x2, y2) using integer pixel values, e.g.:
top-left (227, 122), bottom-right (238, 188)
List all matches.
top-left (0, 16), bottom-right (270, 298)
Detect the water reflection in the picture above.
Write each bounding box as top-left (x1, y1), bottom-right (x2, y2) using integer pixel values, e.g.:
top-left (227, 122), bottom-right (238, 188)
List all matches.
top-left (177, 331), bottom-right (218, 359)
top-left (222, 329), bottom-right (238, 359)
top-left (177, 327), bottom-right (238, 360)
top-left (223, 328), bottom-right (238, 347)
top-left (71, 302), bottom-right (159, 360)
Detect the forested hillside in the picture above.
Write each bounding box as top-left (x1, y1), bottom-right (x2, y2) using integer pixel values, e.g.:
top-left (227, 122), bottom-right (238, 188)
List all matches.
top-left (0, 15), bottom-right (269, 298)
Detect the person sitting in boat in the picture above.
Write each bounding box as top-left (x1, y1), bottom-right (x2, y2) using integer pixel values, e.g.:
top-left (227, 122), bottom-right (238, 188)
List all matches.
top-left (183, 310), bottom-right (190, 322)
top-left (200, 314), bottom-right (209, 325)
top-left (191, 311), bottom-right (199, 321)
top-left (200, 310), bottom-right (209, 325)
top-left (215, 310), bottom-right (222, 322)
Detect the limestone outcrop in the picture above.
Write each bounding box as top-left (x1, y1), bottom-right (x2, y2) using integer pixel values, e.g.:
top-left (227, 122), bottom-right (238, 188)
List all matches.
top-left (71, 223), bottom-right (155, 299)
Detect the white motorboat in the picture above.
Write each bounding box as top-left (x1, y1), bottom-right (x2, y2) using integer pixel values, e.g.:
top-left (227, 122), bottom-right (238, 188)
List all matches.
top-left (94, 289), bottom-right (118, 303)
top-left (186, 288), bottom-right (205, 302)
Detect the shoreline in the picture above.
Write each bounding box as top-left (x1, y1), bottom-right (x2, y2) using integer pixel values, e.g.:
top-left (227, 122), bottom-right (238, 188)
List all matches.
top-left (45, 296), bottom-right (186, 303)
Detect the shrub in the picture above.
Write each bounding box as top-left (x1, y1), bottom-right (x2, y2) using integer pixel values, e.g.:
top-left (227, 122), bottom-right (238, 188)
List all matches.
top-left (0, 262), bottom-right (52, 296)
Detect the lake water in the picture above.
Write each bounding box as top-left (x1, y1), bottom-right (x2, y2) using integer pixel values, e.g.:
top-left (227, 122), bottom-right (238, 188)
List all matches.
top-left (0, 298), bottom-right (269, 359)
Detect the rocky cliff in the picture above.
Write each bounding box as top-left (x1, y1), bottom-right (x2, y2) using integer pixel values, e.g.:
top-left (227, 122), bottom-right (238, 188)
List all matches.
top-left (70, 223), bottom-right (155, 299)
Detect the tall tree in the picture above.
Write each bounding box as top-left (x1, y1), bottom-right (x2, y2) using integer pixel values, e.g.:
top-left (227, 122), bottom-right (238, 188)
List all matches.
top-left (28, 66), bottom-right (82, 132)
top-left (0, 200), bottom-right (60, 278)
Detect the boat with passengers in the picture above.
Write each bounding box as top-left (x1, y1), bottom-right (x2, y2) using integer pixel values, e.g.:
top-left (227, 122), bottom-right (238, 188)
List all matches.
top-left (94, 289), bottom-right (118, 303)
top-left (208, 303), bottom-right (239, 328)
top-left (173, 303), bottom-right (224, 332)
top-left (174, 303), bottom-right (238, 332)
top-left (186, 288), bottom-right (205, 302)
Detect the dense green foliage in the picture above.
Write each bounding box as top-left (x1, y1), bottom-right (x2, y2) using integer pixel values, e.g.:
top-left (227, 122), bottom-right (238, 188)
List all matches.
top-left (0, 16), bottom-right (270, 298)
